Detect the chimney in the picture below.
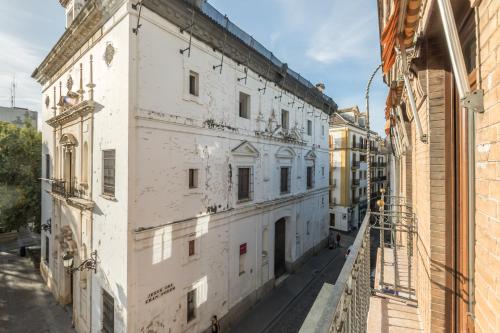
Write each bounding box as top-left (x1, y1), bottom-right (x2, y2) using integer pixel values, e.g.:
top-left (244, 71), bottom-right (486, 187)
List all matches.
top-left (315, 83), bottom-right (325, 93)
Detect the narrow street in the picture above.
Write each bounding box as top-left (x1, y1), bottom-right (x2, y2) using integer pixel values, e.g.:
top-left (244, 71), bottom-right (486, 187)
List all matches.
top-left (230, 231), bottom-right (357, 333)
top-left (0, 235), bottom-right (75, 333)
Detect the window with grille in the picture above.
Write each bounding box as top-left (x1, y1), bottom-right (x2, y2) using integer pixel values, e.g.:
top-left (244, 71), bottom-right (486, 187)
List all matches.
top-left (189, 169), bottom-right (198, 189)
top-left (102, 289), bottom-right (114, 333)
top-left (307, 120), bottom-right (312, 136)
top-left (280, 167), bottom-right (290, 194)
top-left (307, 166), bottom-right (314, 189)
top-left (45, 236), bottom-right (49, 264)
top-left (239, 92), bottom-right (250, 119)
top-left (281, 110), bottom-right (289, 130)
top-left (187, 290), bottom-right (196, 322)
top-left (237, 167), bottom-right (252, 201)
top-left (102, 150), bottom-right (115, 196)
top-left (45, 154), bottom-right (50, 179)
top-left (188, 239), bottom-right (195, 256)
top-left (189, 71), bottom-right (199, 96)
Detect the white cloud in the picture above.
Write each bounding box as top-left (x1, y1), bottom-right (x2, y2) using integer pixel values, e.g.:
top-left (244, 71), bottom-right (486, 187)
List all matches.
top-left (0, 30), bottom-right (45, 113)
top-left (305, 2), bottom-right (377, 64)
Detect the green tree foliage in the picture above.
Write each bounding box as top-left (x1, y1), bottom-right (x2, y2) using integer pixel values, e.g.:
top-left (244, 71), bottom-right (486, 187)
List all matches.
top-left (0, 121), bottom-right (41, 232)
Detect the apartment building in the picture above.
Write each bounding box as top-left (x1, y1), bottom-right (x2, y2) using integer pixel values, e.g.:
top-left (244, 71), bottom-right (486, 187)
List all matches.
top-left (0, 106), bottom-right (38, 130)
top-left (33, 0), bottom-right (336, 332)
top-left (377, 0), bottom-right (500, 331)
top-left (328, 107), bottom-right (388, 231)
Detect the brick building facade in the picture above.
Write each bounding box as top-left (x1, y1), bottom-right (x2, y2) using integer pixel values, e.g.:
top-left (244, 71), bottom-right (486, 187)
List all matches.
top-left (377, 0), bottom-right (499, 331)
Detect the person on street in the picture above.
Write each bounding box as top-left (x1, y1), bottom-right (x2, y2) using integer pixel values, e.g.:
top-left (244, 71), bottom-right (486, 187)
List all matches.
top-left (336, 233), bottom-right (341, 248)
top-left (211, 315), bottom-right (220, 333)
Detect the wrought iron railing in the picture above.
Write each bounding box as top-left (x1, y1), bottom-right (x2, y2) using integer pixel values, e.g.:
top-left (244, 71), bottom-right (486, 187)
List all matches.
top-left (300, 214), bottom-right (371, 333)
top-left (351, 161), bottom-right (360, 169)
top-left (352, 178), bottom-right (360, 186)
top-left (51, 178), bottom-right (88, 199)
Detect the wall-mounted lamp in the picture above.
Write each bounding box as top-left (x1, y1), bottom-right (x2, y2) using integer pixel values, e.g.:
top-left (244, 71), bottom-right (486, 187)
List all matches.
top-left (41, 218), bottom-right (52, 233)
top-left (62, 250), bottom-right (97, 274)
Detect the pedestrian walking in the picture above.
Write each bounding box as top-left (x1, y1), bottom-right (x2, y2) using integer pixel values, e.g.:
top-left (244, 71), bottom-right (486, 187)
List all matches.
top-left (336, 233), bottom-right (341, 248)
top-left (211, 315), bottom-right (220, 333)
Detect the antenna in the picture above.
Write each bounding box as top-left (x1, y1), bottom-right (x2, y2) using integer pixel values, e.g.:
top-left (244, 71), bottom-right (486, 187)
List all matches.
top-left (10, 75), bottom-right (16, 108)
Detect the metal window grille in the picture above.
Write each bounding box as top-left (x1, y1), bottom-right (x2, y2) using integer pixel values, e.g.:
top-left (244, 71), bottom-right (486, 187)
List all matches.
top-left (102, 289), bottom-right (114, 333)
top-left (307, 166), bottom-right (314, 189)
top-left (45, 236), bottom-right (49, 264)
top-left (237, 167), bottom-right (252, 201)
top-left (189, 169), bottom-right (198, 189)
top-left (187, 290), bottom-right (196, 322)
top-left (281, 110), bottom-right (289, 129)
top-left (239, 92), bottom-right (250, 119)
top-left (102, 150), bottom-right (115, 196)
top-left (280, 167), bottom-right (290, 194)
top-left (45, 154), bottom-right (50, 179)
top-left (189, 71), bottom-right (199, 96)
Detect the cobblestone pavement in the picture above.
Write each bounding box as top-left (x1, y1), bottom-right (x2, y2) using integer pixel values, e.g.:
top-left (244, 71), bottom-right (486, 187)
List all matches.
top-left (230, 230), bottom-right (357, 333)
top-left (0, 242), bottom-right (75, 333)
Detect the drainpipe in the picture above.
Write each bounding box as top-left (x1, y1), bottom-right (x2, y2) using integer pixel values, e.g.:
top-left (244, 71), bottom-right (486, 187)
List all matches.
top-left (436, 0), bottom-right (484, 321)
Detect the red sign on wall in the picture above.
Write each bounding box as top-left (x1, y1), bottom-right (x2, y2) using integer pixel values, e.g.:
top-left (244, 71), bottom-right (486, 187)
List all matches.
top-left (240, 243), bottom-right (247, 255)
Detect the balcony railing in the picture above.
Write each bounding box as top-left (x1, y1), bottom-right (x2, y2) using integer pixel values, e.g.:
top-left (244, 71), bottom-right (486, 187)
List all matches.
top-left (51, 178), bottom-right (88, 199)
top-left (352, 196), bottom-right (359, 204)
top-left (379, 162), bottom-right (387, 167)
top-left (352, 178), bottom-right (360, 186)
top-left (300, 214), bottom-right (371, 333)
top-left (351, 161), bottom-right (360, 169)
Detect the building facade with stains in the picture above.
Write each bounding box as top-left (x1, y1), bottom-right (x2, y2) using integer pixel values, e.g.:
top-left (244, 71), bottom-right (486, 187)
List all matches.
top-left (34, 0), bottom-right (336, 332)
top-left (328, 107), bottom-right (388, 231)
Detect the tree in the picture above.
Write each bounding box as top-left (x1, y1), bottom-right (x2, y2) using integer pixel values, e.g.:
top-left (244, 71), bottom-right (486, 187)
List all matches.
top-left (0, 121), bottom-right (41, 232)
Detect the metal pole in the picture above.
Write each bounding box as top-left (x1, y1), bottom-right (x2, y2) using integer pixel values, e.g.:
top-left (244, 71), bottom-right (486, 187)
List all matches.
top-left (366, 64), bottom-right (382, 213)
top-left (402, 73), bottom-right (427, 143)
top-left (379, 203), bottom-right (384, 290)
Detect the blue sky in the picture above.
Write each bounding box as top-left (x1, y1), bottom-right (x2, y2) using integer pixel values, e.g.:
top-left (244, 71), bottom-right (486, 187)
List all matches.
top-left (0, 0), bottom-right (387, 135)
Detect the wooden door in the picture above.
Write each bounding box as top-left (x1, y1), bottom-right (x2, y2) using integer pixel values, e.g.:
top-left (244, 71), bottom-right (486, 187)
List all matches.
top-left (274, 218), bottom-right (286, 278)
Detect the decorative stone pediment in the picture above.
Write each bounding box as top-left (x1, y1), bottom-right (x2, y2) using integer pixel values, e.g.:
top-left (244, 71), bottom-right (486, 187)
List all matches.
top-left (60, 133), bottom-right (78, 146)
top-left (305, 149), bottom-right (317, 160)
top-left (232, 141), bottom-right (260, 158)
top-left (276, 146), bottom-right (296, 159)
top-left (46, 100), bottom-right (95, 128)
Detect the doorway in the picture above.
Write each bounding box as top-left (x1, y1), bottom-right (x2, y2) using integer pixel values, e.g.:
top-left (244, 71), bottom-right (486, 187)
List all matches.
top-left (274, 218), bottom-right (286, 278)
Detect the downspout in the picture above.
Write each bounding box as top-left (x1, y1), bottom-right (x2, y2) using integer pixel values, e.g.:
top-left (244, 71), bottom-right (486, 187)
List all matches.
top-left (436, 0), bottom-right (484, 322)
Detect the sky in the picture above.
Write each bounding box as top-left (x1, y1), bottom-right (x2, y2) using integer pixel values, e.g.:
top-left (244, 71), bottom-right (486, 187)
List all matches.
top-left (0, 0), bottom-right (387, 135)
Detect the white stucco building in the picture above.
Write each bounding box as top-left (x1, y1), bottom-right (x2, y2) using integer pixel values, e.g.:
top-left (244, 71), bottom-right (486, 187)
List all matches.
top-left (34, 1), bottom-right (337, 332)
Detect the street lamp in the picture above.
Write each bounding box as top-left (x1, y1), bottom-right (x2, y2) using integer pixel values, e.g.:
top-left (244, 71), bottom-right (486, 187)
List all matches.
top-left (62, 250), bottom-right (98, 274)
top-left (41, 218), bottom-right (52, 233)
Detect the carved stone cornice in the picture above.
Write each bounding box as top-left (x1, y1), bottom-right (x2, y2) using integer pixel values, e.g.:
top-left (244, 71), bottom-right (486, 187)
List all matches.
top-left (32, 0), bottom-right (124, 85)
top-left (59, 0), bottom-right (71, 8)
top-left (46, 100), bottom-right (95, 128)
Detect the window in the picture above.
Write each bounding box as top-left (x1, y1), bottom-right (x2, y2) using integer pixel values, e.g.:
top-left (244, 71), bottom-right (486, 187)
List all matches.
top-left (281, 110), bottom-right (289, 130)
top-left (102, 289), bottom-right (114, 333)
top-left (189, 71), bottom-right (199, 96)
top-left (307, 120), bottom-right (312, 136)
top-left (189, 169), bottom-right (198, 189)
top-left (352, 135), bottom-right (356, 148)
top-left (45, 154), bottom-right (50, 179)
top-left (280, 167), bottom-right (291, 194)
top-left (306, 221), bottom-right (310, 235)
top-left (321, 166), bottom-right (325, 177)
top-left (45, 236), bottom-right (49, 264)
top-left (239, 252), bottom-right (246, 275)
top-left (187, 290), bottom-right (196, 322)
top-left (306, 166), bottom-right (314, 189)
top-left (321, 125), bottom-right (325, 137)
top-left (237, 167), bottom-right (252, 201)
top-left (239, 92), bottom-right (250, 119)
top-left (188, 239), bottom-right (195, 257)
top-left (102, 150), bottom-right (115, 196)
